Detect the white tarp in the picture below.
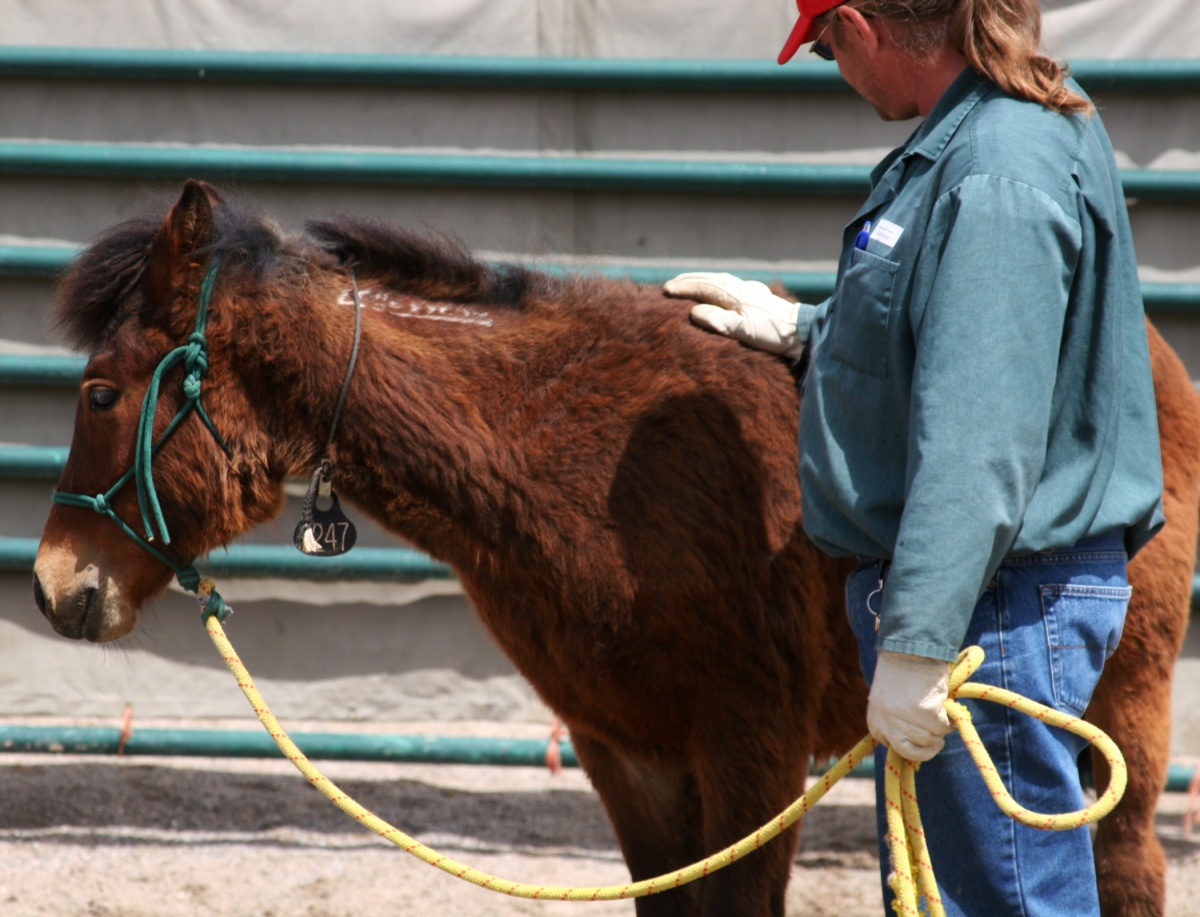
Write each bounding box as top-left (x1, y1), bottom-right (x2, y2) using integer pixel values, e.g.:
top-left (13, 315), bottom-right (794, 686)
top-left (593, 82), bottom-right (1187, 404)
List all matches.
top-left (1, 0), bottom-right (1197, 59)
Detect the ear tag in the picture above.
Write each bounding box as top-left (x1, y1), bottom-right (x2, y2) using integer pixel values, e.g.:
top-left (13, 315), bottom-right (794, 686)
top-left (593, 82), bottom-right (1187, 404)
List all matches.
top-left (294, 474), bottom-right (357, 557)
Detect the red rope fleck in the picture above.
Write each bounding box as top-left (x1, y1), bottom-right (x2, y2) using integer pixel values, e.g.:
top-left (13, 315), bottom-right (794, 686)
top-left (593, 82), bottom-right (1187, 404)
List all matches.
top-left (117, 704), bottom-right (134, 757)
top-left (545, 717), bottom-right (565, 775)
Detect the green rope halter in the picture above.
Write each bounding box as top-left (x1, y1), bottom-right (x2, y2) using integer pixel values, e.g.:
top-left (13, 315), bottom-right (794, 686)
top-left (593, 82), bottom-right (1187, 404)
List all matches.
top-left (52, 258), bottom-right (234, 622)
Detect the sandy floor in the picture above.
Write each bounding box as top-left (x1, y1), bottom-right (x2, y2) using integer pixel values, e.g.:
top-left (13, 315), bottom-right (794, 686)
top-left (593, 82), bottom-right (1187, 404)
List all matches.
top-left (0, 724), bottom-right (1196, 917)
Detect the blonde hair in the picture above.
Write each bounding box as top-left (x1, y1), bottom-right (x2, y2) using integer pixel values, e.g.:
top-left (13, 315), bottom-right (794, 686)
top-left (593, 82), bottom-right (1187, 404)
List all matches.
top-left (844, 0), bottom-right (1093, 115)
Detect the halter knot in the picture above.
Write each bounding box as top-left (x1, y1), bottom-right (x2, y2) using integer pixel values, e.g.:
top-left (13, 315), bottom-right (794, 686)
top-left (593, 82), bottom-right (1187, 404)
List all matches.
top-left (92, 494), bottom-right (110, 515)
top-left (178, 568), bottom-right (232, 622)
top-left (182, 332), bottom-right (210, 400)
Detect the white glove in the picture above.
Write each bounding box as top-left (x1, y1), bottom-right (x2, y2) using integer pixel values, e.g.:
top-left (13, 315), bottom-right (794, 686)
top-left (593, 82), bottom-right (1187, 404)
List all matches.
top-left (664, 272), bottom-right (807, 358)
top-left (867, 651), bottom-right (953, 762)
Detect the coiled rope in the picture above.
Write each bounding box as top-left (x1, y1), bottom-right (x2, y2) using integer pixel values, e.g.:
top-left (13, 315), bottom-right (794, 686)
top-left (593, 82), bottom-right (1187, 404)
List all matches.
top-left (200, 594), bottom-right (1127, 909)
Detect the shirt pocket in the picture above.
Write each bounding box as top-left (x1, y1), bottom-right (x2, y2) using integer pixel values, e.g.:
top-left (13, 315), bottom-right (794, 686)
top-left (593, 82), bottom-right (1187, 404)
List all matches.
top-left (829, 249), bottom-right (898, 379)
top-left (1039, 583), bottom-right (1131, 717)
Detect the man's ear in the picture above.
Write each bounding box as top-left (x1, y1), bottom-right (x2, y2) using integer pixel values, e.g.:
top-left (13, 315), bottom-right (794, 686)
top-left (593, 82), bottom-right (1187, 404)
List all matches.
top-left (837, 7), bottom-right (882, 56)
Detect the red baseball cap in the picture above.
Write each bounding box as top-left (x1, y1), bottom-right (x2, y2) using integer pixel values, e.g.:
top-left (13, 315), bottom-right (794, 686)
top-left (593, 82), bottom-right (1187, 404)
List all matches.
top-left (778, 0), bottom-right (845, 64)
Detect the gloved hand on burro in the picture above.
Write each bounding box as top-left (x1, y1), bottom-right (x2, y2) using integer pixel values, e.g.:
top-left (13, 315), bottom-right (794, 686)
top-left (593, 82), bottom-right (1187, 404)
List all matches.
top-left (664, 271), bottom-right (811, 359)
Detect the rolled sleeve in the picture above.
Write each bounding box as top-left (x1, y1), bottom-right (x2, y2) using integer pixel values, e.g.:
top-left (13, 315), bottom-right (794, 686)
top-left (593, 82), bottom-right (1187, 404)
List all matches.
top-left (877, 175), bottom-right (1083, 660)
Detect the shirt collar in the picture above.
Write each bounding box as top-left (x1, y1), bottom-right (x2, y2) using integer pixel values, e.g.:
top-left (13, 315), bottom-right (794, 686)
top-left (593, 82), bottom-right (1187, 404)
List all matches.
top-left (905, 66), bottom-right (994, 163)
top-left (859, 67), bottom-right (994, 217)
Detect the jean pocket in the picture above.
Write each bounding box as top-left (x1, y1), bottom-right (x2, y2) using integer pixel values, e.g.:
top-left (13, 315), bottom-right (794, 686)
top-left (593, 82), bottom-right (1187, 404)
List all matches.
top-left (829, 249), bottom-right (897, 379)
top-left (1039, 583), bottom-right (1131, 717)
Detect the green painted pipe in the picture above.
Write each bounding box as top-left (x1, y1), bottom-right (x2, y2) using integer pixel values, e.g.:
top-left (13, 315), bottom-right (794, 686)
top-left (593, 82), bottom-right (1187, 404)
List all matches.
top-left (0, 352), bottom-right (86, 383)
top-left (0, 142), bottom-right (878, 195)
top-left (1066, 58), bottom-right (1200, 92)
top-left (1122, 170), bottom-right (1200, 200)
top-left (1, 532), bottom-right (1197, 600)
top-left (1139, 282), bottom-right (1200, 315)
top-left (0, 724), bottom-right (1193, 792)
top-left (0, 725), bottom-right (576, 766)
top-left (0, 245), bottom-right (77, 278)
top-left (0, 255), bottom-right (1197, 320)
top-left (0, 48), bottom-right (850, 91)
top-left (0, 445), bottom-right (69, 478)
top-left (0, 537), bottom-right (452, 581)
top-left (0, 724), bottom-right (875, 781)
top-left (0, 143), bottom-right (1197, 201)
top-left (0, 48), bottom-right (1197, 93)
top-left (0, 245), bottom-right (71, 278)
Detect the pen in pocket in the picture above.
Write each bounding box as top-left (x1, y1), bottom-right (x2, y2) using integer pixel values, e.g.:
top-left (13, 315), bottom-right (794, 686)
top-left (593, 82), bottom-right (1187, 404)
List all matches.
top-left (853, 220), bottom-right (872, 263)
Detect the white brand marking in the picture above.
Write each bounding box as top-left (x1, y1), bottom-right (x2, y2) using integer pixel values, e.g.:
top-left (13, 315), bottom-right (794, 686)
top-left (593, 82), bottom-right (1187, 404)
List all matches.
top-left (338, 287), bottom-right (494, 327)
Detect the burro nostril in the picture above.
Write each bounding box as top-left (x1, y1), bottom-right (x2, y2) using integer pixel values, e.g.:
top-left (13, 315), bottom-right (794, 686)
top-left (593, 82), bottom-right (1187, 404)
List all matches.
top-left (33, 574), bottom-right (48, 618)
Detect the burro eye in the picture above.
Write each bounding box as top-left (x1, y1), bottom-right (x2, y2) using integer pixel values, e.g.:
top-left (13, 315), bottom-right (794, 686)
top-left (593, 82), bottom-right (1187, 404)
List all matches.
top-left (87, 386), bottom-right (119, 412)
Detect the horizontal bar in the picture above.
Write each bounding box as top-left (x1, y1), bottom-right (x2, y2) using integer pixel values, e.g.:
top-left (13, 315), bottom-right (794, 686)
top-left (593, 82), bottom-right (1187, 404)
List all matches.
top-left (1064, 59), bottom-right (1200, 93)
top-left (581, 269), bottom-right (1200, 314)
top-left (1122, 170), bottom-right (1200, 200)
top-left (0, 266), bottom-right (1197, 342)
top-left (598, 266), bottom-right (838, 301)
top-left (194, 543), bottom-right (452, 581)
top-left (0, 48), bottom-right (849, 91)
top-left (0, 245), bottom-right (77, 278)
top-left (0, 725), bottom-right (879, 781)
top-left (3, 528), bottom-right (1198, 596)
top-left (0, 48), bottom-right (1196, 94)
top-left (0, 722), bottom-right (1191, 791)
top-left (1139, 282), bottom-right (1200, 314)
top-left (0, 353), bottom-right (86, 385)
top-left (0, 446), bottom-right (69, 478)
top-left (0, 143), bottom-right (879, 194)
top-left (0, 725), bottom-right (577, 766)
top-left (0, 143), bottom-right (1195, 202)
top-left (0, 537), bottom-right (452, 581)
top-left (0, 248), bottom-right (847, 287)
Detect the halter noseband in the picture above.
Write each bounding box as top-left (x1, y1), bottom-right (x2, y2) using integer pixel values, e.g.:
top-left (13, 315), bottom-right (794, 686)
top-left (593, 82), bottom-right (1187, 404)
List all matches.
top-left (52, 258), bottom-right (234, 622)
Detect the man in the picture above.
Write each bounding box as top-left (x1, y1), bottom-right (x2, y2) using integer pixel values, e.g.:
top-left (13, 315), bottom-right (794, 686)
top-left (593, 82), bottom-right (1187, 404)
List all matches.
top-left (665, 1), bottom-right (1164, 914)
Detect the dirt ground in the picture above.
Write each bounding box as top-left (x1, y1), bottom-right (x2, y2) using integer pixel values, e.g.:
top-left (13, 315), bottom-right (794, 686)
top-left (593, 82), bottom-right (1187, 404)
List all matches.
top-left (0, 720), bottom-right (1196, 917)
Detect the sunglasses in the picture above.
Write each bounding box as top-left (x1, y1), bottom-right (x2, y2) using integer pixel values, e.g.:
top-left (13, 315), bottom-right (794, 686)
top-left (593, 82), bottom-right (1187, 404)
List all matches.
top-left (809, 7), bottom-right (842, 61)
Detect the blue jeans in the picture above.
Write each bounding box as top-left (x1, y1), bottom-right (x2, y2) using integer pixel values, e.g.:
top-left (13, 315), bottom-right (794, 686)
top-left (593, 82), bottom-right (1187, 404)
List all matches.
top-left (846, 532), bottom-right (1131, 917)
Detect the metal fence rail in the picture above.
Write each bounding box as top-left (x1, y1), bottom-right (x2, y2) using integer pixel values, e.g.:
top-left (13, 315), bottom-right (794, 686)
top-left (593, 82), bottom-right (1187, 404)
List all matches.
top-left (0, 445), bottom-right (69, 478)
top-left (0, 536), bottom-right (451, 581)
top-left (0, 252), bottom-right (1195, 315)
top-left (0, 725), bottom-right (570, 765)
top-left (1, 48), bottom-right (1199, 93)
top-left (0, 722), bottom-right (1194, 791)
top-left (0, 142), bottom-right (1197, 202)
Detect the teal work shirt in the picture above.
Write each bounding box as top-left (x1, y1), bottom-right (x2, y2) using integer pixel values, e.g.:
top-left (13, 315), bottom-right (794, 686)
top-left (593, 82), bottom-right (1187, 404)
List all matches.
top-left (797, 68), bottom-right (1165, 662)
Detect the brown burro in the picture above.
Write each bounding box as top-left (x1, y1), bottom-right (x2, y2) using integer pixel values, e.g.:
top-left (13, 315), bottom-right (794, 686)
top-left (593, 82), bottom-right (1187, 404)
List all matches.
top-left (33, 180), bottom-right (1200, 916)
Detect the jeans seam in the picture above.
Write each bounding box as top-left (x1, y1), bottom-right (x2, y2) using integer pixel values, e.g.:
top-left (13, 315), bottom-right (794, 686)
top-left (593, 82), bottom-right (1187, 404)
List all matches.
top-left (993, 604), bottom-right (1029, 917)
top-left (1002, 550), bottom-right (1126, 566)
top-left (1040, 583), bottom-right (1133, 599)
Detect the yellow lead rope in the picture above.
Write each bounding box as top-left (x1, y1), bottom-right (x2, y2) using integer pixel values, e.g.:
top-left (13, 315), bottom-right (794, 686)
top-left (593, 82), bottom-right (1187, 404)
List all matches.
top-left (202, 601), bottom-right (1126, 906)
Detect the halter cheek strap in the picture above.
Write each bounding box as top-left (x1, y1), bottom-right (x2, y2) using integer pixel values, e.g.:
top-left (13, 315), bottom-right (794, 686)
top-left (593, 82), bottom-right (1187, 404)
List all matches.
top-left (52, 258), bottom-right (234, 622)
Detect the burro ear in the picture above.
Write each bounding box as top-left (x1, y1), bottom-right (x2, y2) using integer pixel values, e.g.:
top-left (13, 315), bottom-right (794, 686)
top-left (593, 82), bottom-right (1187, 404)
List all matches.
top-left (143, 179), bottom-right (224, 304)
